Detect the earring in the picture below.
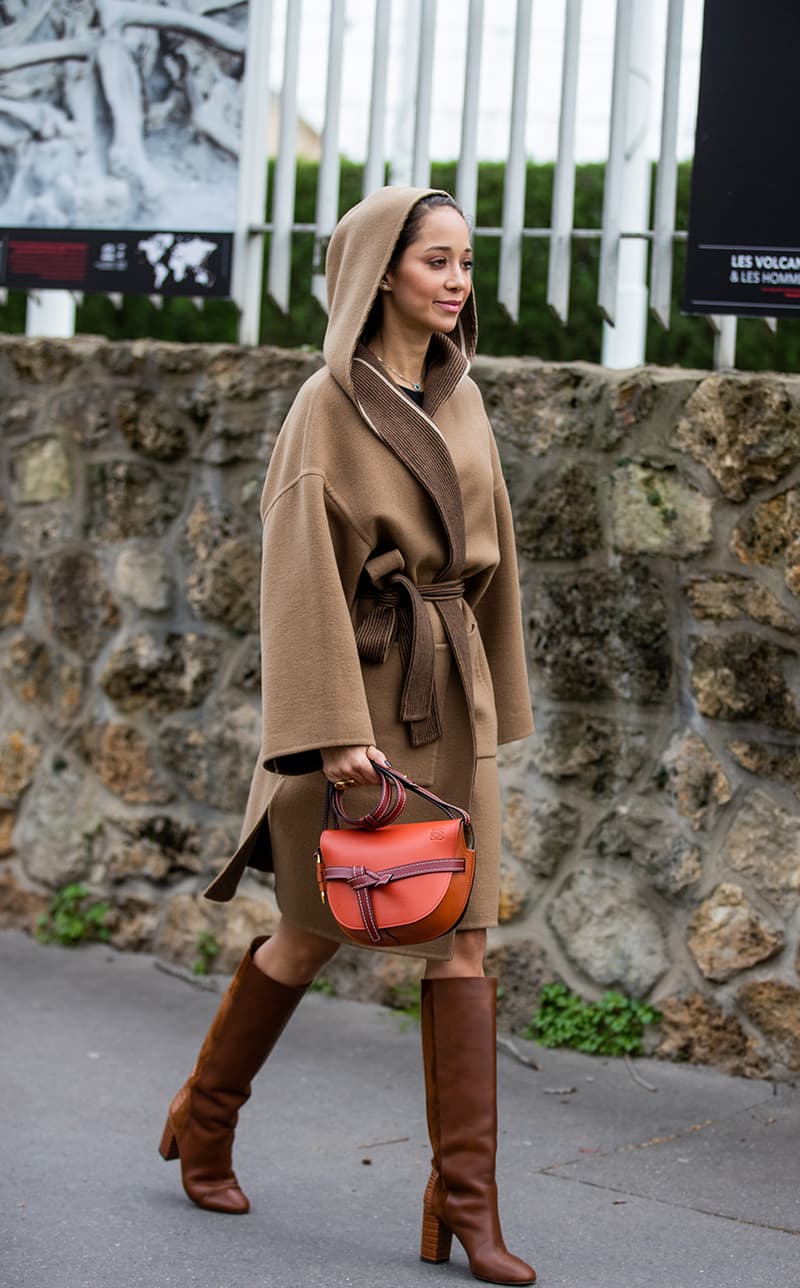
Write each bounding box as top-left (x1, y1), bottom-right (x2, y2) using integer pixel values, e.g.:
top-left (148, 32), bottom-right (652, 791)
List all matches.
top-left (380, 283), bottom-right (390, 292)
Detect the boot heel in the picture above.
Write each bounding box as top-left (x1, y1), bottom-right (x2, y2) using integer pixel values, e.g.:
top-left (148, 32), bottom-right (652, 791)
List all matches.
top-left (420, 1207), bottom-right (452, 1263)
top-left (159, 1116), bottom-right (179, 1161)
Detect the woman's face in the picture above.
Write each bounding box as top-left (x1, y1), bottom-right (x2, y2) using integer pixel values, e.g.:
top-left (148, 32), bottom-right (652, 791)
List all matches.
top-left (383, 206), bottom-right (473, 338)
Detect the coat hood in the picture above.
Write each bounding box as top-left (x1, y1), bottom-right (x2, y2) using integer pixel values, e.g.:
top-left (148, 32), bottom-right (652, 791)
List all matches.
top-left (323, 185), bottom-right (477, 401)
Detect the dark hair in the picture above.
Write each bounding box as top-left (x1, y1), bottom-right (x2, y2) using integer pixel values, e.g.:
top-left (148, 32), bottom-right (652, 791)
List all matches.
top-left (386, 192), bottom-right (466, 272)
top-left (361, 193), bottom-right (467, 343)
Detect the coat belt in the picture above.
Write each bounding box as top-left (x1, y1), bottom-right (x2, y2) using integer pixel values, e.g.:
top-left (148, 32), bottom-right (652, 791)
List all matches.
top-left (355, 573), bottom-right (473, 747)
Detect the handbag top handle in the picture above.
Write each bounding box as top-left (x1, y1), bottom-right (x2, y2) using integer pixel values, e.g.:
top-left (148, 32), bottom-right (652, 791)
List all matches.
top-left (324, 763), bottom-right (472, 844)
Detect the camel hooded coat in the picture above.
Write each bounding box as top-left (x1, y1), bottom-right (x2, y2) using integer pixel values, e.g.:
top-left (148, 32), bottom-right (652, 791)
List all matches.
top-left (205, 186), bottom-right (533, 960)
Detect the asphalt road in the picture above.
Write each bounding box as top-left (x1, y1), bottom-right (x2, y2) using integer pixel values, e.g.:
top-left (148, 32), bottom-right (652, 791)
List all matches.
top-left (2, 929), bottom-right (798, 1288)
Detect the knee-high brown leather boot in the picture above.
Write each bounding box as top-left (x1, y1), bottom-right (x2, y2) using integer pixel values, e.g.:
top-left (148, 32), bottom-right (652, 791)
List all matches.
top-left (159, 936), bottom-right (307, 1214)
top-left (420, 977), bottom-right (536, 1285)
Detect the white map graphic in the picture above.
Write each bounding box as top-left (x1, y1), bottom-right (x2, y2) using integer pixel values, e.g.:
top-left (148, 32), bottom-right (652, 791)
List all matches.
top-left (138, 232), bottom-right (218, 290)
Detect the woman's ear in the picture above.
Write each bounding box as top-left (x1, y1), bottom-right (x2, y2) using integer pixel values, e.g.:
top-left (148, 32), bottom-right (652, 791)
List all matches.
top-left (380, 280), bottom-right (391, 292)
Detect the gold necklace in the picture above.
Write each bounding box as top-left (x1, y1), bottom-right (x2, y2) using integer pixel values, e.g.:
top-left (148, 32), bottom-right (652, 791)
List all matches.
top-left (370, 350), bottom-right (424, 392)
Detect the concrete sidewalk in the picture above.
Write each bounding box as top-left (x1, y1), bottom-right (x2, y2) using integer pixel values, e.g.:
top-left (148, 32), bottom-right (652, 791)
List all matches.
top-left (1, 928), bottom-right (798, 1288)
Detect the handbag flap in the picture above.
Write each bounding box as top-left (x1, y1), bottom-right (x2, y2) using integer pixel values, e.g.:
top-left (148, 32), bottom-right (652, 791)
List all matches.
top-left (320, 819), bottom-right (469, 932)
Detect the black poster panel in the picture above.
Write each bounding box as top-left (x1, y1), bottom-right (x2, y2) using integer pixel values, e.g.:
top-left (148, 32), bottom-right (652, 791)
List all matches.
top-left (683, 0), bottom-right (800, 318)
top-left (0, 229), bottom-right (233, 298)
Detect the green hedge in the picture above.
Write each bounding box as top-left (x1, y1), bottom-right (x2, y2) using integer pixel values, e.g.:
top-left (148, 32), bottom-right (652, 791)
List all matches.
top-left (2, 159), bottom-right (798, 370)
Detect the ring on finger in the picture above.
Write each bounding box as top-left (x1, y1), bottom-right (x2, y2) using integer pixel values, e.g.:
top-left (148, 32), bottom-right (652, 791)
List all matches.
top-left (333, 777), bottom-right (356, 790)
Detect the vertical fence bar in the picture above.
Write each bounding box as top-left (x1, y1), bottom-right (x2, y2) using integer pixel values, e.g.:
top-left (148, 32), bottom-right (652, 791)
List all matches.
top-left (412, 0), bottom-right (437, 187)
top-left (713, 315), bottom-right (738, 368)
top-left (390, 0), bottom-right (420, 184)
top-left (546, 0), bottom-right (581, 324)
top-left (312, 0), bottom-right (347, 311)
top-left (25, 292), bottom-right (76, 338)
top-left (601, 1), bottom-right (652, 365)
top-left (234, 0), bottom-right (273, 344)
top-left (651, 0), bottom-right (684, 329)
top-left (598, 0), bottom-right (633, 325)
top-left (363, 0), bottom-right (392, 196)
top-left (498, 0), bottom-right (533, 322)
top-left (268, 0), bottom-right (302, 313)
top-left (456, 0), bottom-right (484, 223)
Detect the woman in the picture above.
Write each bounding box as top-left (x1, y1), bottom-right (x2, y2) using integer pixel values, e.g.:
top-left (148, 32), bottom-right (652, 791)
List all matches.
top-left (159, 187), bottom-right (536, 1286)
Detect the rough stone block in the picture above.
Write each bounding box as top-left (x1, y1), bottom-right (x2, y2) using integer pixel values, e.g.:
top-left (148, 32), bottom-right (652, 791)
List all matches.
top-left (497, 862), bottom-right (529, 923)
top-left (610, 463), bottom-right (713, 557)
top-left (1, 633), bottom-right (84, 728)
top-left (514, 464), bottom-right (601, 559)
top-left (0, 729), bottom-right (41, 801)
top-left (105, 893), bottom-right (161, 951)
top-left (655, 991), bottom-right (768, 1078)
top-left (107, 815), bottom-right (202, 884)
top-left (687, 884), bottom-right (784, 982)
top-left (40, 550), bottom-right (120, 658)
top-left (674, 375), bottom-right (800, 500)
top-left (502, 792), bottom-right (580, 877)
top-left (114, 388), bottom-right (189, 460)
top-left (658, 731), bottom-right (731, 831)
top-left (155, 888), bottom-right (281, 974)
top-left (81, 723), bottom-right (173, 805)
top-left (11, 437), bottom-right (72, 503)
top-left (721, 790), bottom-right (800, 907)
top-left (732, 487), bottom-right (800, 598)
top-left (0, 868), bottom-right (49, 931)
top-left (472, 360), bottom-right (610, 454)
top-left (0, 807), bottom-right (15, 855)
top-left (315, 943), bottom-right (424, 1010)
top-left (728, 740), bottom-right (800, 797)
top-left (531, 714), bottom-right (648, 796)
top-left (547, 868), bottom-right (669, 996)
top-left (100, 631), bottom-right (221, 713)
top-left (690, 634), bottom-right (800, 731)
top-left (0, 553), bottom-right (30, 627)
top-left (738, 980), bottom-right (800, 1072)
top-left (530, 565), bottom-right (670, 702)
top-left (588, 804), bottom-right (702, 897)
top-left (484, 939), bottom-right (556, 1033)
top-left (17, 757), bottom-right (104, 888)
top-left (186, 536), bottom-right (259, 633)
top-left (158, 703), bottom-right (260, 812)
top-left (115, 544), bottom-right (172, 612)
top-left (50, 385), bottom-right (112, 447)
top-left (87, 460), bottom-right (182, 540)
top-left (685, 574), bottom-right (799, 633)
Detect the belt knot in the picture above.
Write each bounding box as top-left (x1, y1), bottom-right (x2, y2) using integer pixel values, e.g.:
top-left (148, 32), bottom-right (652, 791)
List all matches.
top-left (355, 572), bottom-right (467, 747)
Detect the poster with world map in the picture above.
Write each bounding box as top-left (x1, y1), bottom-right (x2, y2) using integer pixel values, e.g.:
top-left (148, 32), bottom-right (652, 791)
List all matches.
top-left (0, 1), bottom-right (246, 296)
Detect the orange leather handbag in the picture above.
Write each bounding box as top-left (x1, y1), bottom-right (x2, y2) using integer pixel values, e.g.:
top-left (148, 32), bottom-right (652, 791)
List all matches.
top-left (316, 764), bottom-right (475, 948)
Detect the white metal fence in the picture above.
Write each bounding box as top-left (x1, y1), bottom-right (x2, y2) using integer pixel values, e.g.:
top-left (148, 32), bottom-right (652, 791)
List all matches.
top-left (236, 0), bottom-right (742, 367)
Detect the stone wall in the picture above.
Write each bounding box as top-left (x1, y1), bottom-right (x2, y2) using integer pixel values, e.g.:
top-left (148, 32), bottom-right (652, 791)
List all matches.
top-left (1, 336), bottom-right (799, 1079)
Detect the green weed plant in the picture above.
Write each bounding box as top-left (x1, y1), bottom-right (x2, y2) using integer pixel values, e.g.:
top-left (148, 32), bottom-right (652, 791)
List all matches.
top-left (36, 883), bottom-right (111, 947)
top-left (192, 930), bottom-right (220, 976)
top-left (524, 982), bottom-right (660, 1057)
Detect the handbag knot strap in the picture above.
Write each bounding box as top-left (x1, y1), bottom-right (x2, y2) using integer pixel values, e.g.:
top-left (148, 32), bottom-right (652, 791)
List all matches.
top-left (324, 857), bottom-right (467, 943)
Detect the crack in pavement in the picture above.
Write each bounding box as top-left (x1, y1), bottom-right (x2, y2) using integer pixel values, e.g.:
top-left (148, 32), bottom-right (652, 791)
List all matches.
top-left (537, 1168), bottom-right (800, 1238)
top-left (536, 1091), bottom-right (781, 1173)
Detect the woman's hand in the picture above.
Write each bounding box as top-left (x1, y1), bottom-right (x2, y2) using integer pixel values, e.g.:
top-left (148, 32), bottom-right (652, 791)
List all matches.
top-left (321, 744), bottom-right (389, 787)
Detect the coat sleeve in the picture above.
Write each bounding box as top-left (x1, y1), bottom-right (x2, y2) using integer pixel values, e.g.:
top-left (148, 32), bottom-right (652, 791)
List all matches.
top-left (259, 470), bottom-right (376, 774)
top-left (471, 437), bottom-right (534, 745)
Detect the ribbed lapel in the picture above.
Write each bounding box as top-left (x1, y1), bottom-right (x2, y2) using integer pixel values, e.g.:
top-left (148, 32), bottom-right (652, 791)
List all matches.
top-left (352, 342), bottom-right (467, 579)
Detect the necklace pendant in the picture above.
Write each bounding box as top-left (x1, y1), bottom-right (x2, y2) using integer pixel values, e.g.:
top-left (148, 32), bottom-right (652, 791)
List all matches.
top-left (413, 382), bottom-right (421, 392)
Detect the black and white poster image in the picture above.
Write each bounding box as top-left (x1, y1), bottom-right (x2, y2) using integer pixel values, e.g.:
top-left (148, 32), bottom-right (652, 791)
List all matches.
top-left (0, 1), bottom-right (245, 294)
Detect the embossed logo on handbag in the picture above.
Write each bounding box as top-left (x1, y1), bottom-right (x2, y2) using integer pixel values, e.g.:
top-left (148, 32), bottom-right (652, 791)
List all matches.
top-left (429, 828), bottom-right (445, 841)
